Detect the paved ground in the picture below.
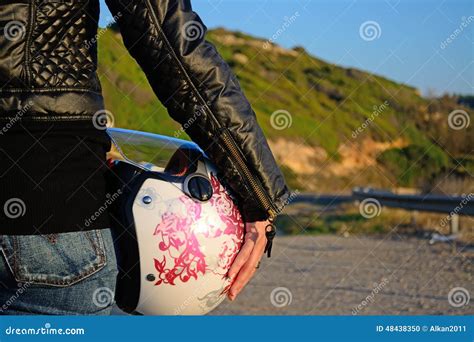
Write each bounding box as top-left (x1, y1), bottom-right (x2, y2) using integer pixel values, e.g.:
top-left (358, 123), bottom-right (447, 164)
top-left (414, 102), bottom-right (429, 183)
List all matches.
top-left (211, 234), bottom-right (473, 315)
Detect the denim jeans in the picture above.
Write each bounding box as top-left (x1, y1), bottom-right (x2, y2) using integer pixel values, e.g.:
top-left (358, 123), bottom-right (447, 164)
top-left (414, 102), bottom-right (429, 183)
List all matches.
top-left (0, 229), bottom-right (118, 315)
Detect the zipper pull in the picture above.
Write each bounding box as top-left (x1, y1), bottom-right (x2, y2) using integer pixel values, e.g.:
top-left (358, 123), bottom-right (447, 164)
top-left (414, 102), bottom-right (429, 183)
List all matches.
top-left (264, 218), bottom-right (276, 258)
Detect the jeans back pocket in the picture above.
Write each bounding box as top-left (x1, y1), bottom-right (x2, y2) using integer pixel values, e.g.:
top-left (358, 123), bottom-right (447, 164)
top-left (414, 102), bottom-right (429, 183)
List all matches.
top-left (0, 230), bottom-right (107, 287)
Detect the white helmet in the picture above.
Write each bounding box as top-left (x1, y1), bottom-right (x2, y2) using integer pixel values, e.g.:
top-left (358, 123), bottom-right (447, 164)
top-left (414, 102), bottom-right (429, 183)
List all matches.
top-left (106, 128), bottom-right (244, 315)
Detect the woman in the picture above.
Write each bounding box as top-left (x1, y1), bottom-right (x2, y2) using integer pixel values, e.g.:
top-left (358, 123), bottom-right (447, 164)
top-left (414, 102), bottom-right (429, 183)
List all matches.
top-left (0, 0), bottom-right (289, 314)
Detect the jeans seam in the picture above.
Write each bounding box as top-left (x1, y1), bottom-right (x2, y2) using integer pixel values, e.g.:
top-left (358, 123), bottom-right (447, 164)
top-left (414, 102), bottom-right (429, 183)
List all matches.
top-left (12, 236), bottom-right (19, 278)
top-left (88, 229), bottom-right (107, 267)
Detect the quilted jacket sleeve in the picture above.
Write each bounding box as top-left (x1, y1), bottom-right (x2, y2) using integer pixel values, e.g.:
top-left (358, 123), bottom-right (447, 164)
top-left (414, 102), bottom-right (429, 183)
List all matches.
top-left (105, 0), bottom-right (290, 222)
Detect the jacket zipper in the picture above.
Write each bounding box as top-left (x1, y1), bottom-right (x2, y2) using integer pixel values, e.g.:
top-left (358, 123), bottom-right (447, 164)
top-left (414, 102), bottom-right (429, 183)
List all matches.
top-left (145, 0), bottom-right (278, 219)
top-left (219, 129), bottom-right (277, 219)
top-left (24, 0), bottom-right (35, 85)
top-left (220, 129), bottom-right (278, 257)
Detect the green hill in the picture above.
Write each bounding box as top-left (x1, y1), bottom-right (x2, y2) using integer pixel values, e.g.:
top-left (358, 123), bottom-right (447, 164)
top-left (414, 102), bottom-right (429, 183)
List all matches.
top-left (98, 27), bottom-right (473, 193)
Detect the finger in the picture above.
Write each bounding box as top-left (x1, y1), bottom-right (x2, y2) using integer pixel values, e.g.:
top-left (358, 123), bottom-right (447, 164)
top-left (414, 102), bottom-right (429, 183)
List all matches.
top-left (228, 236), bottom-right (266, 300)
top-left (227, 238), bottom-right (255, 280)
top-left (228, 247), bottom-right (264, 300)
top-left (227, 222), bottom-right (258, 279)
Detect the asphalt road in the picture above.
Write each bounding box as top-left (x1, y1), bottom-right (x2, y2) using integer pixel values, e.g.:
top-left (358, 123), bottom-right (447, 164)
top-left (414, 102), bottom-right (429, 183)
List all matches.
top-left (211, 234), bottom-right (473, 315)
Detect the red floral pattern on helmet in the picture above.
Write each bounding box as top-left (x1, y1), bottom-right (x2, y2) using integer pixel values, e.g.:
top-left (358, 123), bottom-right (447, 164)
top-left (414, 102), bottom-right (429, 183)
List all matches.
top-left (153, 174), bottom-right (244, 286)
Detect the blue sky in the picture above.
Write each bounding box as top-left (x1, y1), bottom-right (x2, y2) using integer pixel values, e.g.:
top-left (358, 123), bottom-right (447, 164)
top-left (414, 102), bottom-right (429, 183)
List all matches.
top-left (99, 0), bottom-right (473, 95)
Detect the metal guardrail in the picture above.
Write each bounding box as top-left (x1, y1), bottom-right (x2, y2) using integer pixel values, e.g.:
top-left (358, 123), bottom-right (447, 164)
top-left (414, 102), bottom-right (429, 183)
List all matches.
top-left (352, 188), bottom-right (474, 216)
top-left (353, 187), bottom-right (473, 235)
top-left (293, 188), bottom-right (474, 235)
top-left (293, 189), bottom-right (474, 215)
top-left (291, 194), bottom-right (353, 206)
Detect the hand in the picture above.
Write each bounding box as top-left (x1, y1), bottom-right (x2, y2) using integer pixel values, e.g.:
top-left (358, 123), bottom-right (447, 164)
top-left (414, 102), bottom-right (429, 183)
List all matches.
top-left (227, 220), bottom-right (268, 301)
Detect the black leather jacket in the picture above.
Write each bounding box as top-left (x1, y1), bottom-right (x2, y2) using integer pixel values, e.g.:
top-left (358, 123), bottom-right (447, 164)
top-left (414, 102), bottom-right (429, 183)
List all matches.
top-left (0, 0), bottom-right (289, 222)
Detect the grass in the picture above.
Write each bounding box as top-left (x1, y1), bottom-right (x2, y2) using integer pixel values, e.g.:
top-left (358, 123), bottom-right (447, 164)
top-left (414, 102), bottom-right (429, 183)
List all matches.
top-left (275, 205), bottom-right (391, 236)
top-left (275, 202), bottom-right (474, 243)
